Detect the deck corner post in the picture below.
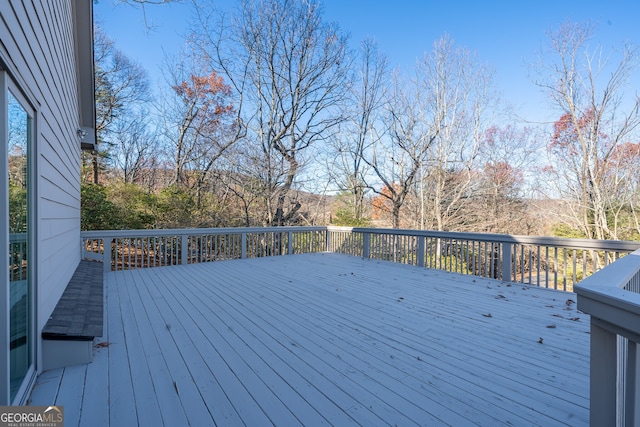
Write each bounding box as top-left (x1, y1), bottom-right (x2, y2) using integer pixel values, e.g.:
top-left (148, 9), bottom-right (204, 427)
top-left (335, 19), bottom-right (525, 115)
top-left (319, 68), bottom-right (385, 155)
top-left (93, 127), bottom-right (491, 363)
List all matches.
top-left (104, 238), bottom-right (112, 272)
top-left (288, 231), bottom-right (293, 255)
top-left (417, 236), bottom-right (425, 267)
top-left (363, 232), bottom-right (371, 259)
top-left (181, 234), bottom-right (188, 265)
top-left (241, 233), bottom-right (247, 259)
top-left (590, 321), bottom-right (618, 427)
top-left (501, 242), bottom-right (512, 281)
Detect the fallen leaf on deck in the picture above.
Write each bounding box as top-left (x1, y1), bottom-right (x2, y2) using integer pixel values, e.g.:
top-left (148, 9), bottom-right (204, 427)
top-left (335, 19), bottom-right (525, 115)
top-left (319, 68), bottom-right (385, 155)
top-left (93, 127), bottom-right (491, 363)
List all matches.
top-left (495, 294), bottom-right (506, 299)
top-left (546, 324), bottom-right (557, 328)
top-left (552, 314), bottom-right (564, 318)
top-left (538, 337), bottom-right (544, 344)
top-left (482, 313), bottom-right (493, 318)
top-left (568, 317), bottom-right (580, 321)
top-left (566, 299), bottom-right (575, 306)
top-left (94, 342), bottom-right (110, 348)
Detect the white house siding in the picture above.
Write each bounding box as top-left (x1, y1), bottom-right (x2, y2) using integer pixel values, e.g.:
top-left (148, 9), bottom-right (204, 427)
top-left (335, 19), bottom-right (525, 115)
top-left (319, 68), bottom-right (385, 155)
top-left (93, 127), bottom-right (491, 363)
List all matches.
top-left (0, 0), bottom-right (86, 370)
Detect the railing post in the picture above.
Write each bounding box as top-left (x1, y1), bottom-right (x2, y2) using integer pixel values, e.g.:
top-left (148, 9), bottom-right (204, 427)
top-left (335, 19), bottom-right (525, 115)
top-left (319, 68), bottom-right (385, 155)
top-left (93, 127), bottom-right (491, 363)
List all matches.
top-left (590, 321), bottom-right (618, 427)
top-left (181, 234), bottom-right (188, 265)
top-left (417, 236), bottom-right (425, 267)
top-left (288, 231), bottom-right (293, 255)
top-left (103, 238), bottom-right (112, 273)
top-left (501, 242), bottom-right (512, 281)
top-left (363, 232), bottom-right (370, 259)
top-left (326, 229), bottom-right (331, 253)
top-left (241, 233), bottom-right (247, 259)
top-left (626, 341), bottom-right (637, 427)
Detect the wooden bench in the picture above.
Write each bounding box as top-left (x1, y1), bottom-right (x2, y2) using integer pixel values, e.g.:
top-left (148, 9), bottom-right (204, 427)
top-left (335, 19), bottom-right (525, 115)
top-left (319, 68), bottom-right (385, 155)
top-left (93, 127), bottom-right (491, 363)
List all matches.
top-left (41, 260), bottom-right (104, 371)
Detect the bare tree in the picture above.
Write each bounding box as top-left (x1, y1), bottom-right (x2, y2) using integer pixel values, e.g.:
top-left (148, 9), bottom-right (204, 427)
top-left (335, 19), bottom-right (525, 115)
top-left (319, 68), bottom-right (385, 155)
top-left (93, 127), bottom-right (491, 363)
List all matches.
top-left (109, 109), bottom-right (159, 185)
top-left (364, 70), bottom-right (437, 228)
top-left (159, 44), bottom-right (239, 208)
top-left (331, 38), bottom-right (388, 225)
top-left (91, 26), bottom-right (151, 183)
top-left (196, 0), bottom-right (351, 226)
top-left (113, 0), bottom-right (182, 29)
top-left (418, 35), bottom-right (496, 232)
top-left (475, 125), bottom-right (539, 233)
top-left (604, 142), bottom-right (640, 239)
top-left (535, 21), bottom-right (640, 240)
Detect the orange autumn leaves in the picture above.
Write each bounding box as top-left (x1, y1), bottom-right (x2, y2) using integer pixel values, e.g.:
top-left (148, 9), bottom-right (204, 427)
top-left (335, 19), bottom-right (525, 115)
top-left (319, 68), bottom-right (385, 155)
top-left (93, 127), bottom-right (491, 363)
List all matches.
top-left (172, 71), bottom-right (234, 126)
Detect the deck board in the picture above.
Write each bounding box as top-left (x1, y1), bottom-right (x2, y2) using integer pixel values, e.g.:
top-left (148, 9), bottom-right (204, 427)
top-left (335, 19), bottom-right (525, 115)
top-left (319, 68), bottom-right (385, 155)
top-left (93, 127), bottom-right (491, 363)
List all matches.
top-left (31, 253), bottom-right (590, 426)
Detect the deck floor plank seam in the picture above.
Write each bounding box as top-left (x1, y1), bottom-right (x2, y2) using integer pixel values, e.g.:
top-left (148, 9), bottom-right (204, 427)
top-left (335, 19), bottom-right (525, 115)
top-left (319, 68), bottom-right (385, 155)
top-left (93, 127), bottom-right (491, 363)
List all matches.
top-left (106, 271), bottom-right (139, 426)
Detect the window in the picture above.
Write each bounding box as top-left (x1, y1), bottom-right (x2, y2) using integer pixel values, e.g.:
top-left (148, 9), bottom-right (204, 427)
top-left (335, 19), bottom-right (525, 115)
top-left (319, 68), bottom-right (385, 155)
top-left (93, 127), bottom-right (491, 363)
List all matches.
top-left (1, 73), bottom-right (35, 405)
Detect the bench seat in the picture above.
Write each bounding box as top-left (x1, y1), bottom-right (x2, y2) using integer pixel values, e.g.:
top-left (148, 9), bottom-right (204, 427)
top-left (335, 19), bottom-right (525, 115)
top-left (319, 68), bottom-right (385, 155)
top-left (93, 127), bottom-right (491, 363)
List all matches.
top-left (41, 260), bottom-right (103, 370)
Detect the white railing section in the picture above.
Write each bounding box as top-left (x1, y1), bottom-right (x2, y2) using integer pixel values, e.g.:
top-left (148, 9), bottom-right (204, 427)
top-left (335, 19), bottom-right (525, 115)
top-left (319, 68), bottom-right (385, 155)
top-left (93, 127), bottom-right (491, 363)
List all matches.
top-left (81, 227), bottom-right (328, 272)
top-left (9, 233), bottom-right (27, 282)
top-left (328, 227), bottom-right (640, 292)
top-left (575, 249), bottom-right (640, 427)
top-left (82, 226), bottom-right (640, 292)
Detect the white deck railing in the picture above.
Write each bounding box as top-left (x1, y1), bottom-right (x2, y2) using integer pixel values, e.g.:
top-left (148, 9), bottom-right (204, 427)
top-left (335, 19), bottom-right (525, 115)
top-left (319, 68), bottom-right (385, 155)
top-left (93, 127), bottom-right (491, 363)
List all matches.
top-left (575, 249), bottom-right (640, 427)
top-left (82, 226), bottom-right (640, 291)
top-left (9, 233), bottom-right (27, 282)
top-left (81, 227), bottom-right (328, 271)
top-left (82, 226), bottom-right (640, 422)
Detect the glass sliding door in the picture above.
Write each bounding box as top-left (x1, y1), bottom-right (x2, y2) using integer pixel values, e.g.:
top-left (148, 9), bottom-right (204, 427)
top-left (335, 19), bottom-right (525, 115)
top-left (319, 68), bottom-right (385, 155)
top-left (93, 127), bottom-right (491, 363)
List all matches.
top-left (5, 86), bottom-right (34, 404)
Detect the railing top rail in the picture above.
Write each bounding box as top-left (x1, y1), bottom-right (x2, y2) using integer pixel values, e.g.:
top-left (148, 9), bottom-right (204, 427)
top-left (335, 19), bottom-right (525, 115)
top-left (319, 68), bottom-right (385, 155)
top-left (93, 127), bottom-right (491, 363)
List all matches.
top-left (574, 249), bottom-right (640, 338)
top-left (81, 226), bottom-right (327, 239)
top-left (326, 226), bottom-right (640, 252)
top-left (9, 233), bottom-right (27, 242)
top-left (81, 225), bottom-right (640, 252)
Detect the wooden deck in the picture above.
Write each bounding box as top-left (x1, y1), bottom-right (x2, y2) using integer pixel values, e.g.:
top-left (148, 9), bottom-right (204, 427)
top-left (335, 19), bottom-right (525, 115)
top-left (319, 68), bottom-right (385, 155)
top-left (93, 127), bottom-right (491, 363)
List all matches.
top-left (29, 253), bottom-right (590, 426)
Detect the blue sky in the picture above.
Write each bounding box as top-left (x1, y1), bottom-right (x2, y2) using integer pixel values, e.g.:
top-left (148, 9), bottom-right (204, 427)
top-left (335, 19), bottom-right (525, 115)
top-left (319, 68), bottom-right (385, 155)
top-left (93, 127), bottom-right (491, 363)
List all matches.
top-left (94, 0), bottom-right (640, 124)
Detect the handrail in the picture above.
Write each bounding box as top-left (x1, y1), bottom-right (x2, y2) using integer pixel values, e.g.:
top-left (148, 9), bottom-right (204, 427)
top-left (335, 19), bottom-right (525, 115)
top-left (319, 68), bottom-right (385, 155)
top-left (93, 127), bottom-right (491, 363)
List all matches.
top-left (82, 226), bottom-right (640, 292)
top-left (575, 250), bottom-right (640, 427)
top-left (82, 227), bottom-right (329, 272)
top-left (329, 226), bottom-right (640, 251)
top-left (80, 226), bottom-right (326, 238)
top-left (327, 226), bottom-right (640, 291)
